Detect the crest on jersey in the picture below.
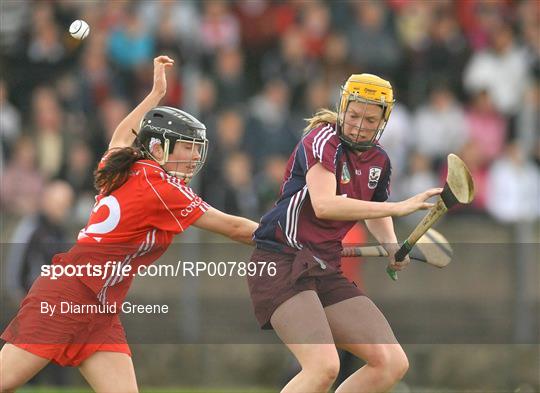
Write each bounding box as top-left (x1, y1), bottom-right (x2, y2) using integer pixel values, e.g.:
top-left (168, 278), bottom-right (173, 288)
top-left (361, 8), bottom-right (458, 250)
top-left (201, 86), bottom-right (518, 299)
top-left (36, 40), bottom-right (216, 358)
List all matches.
top-left (341, 162), bottom-right (351, 184)
top-left (368, 167), bottom-right (382, 189)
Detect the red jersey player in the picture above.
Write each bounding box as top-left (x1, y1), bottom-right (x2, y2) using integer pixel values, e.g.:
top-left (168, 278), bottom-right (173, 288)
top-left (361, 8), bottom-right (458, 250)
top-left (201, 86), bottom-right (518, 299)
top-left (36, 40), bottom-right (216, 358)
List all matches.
top-left (0, 56), bottom-right (258, 392)
top-left (247, 74), bottom-right (442, 392)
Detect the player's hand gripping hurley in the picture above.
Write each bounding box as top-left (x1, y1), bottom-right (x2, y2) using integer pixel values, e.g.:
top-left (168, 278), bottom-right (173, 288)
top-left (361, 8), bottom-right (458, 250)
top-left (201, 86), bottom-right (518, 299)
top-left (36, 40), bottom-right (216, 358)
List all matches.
top-left (341, 228), bottom-right (453, 269)
top-left (385, 154), bottom-right (474, 280)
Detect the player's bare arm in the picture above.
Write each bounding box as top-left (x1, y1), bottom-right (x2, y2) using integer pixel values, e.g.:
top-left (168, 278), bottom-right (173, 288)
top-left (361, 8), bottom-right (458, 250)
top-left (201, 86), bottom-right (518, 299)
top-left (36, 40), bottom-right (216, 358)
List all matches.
top-left (365, 216), bottom-right (411, 271)
top-left (306, 162), bottom-right (442, 220)
top-left (108, 55), bottom-right (175, 150)
top-left (193, 207), bottom-right (258, 245)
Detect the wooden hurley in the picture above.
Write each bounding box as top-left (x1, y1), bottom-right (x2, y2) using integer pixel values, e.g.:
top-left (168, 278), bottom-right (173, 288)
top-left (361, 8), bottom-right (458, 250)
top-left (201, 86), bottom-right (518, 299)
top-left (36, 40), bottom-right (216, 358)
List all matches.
top-left (387, 154), bottom-right (475, 280)
top-left (341, 228), bottom-right (453, 268)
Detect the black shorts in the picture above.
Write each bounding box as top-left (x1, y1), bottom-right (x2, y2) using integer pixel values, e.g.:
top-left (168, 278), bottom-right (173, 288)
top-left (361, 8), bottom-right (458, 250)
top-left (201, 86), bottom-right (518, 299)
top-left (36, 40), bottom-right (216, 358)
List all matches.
top-left (247, 247), bottom-right (364, 329)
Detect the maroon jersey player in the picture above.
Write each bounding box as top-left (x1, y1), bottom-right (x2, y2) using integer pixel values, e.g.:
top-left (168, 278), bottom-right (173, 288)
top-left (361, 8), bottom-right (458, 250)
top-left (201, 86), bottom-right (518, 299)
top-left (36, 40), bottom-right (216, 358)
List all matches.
top-left (248, 74), bottom-right (441, 392)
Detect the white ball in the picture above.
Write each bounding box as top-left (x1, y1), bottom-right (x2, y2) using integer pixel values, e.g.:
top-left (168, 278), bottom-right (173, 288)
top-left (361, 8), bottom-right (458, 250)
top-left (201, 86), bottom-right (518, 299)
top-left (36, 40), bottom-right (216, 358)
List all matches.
top-left (69, 19), bottom-right (90, 40)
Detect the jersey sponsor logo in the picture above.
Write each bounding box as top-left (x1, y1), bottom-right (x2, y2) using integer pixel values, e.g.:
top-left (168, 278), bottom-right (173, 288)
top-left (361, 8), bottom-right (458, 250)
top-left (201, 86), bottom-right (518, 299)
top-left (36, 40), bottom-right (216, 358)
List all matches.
top-left (179, 196), bottom-right (204, 217)
top-left (341, 162), bottom-right (351, 184)
top-left (368, 167), bottom-right (382, 189)
top-left (355, 169), bottom-right (362, 175)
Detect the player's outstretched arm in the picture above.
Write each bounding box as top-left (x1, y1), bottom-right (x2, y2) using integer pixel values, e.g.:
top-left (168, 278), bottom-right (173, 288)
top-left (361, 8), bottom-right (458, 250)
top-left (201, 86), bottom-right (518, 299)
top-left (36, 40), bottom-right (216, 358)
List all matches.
top-left (306, 163), bottom-right (442, 220)
top-left (192, 207), bottom-right (258, 245)
top-left (108, 55), bottom-right (174, 150)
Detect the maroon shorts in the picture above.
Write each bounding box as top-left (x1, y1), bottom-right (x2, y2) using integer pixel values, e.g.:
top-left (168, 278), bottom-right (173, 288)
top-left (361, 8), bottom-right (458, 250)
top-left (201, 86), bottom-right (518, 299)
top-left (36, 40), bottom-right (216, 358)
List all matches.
top-left (247, 247), bottom-right (364, 329)
top-left (1, 275), bottom-right (130, 367)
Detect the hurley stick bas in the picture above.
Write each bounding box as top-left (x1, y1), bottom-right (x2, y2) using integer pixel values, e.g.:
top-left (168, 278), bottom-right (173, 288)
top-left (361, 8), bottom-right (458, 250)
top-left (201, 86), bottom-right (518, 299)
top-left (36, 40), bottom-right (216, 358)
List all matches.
top-left (387, 153), bottom-right (475, 280)
top-left (341, 228), bottom-right (452, 268)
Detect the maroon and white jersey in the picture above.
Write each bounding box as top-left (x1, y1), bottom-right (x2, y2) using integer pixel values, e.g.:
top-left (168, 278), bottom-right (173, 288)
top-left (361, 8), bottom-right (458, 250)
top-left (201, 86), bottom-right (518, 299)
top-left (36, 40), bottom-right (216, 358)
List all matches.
top-left (254, 123), bottom-right (391, 264)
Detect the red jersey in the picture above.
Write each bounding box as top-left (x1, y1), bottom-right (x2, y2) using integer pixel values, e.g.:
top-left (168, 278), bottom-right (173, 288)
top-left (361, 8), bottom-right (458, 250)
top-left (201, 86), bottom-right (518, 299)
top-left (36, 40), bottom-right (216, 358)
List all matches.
top-left (53, 159), bottom-right (209, 306)
top-left (254, 123), bottom-right (391, 264)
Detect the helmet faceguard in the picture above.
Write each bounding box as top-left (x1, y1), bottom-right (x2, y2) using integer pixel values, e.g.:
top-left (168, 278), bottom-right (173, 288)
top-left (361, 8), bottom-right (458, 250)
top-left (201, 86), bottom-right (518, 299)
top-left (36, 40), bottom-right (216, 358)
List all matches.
top-left (337, 74), bottom-right (394, 152)
top-left (138, 106), bottom-right (208, 182)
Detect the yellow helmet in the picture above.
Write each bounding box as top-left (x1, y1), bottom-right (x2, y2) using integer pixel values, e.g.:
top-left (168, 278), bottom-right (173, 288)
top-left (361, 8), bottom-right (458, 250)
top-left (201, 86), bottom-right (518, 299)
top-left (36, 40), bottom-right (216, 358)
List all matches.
top-left (338, 74), bottom-right (395, 151)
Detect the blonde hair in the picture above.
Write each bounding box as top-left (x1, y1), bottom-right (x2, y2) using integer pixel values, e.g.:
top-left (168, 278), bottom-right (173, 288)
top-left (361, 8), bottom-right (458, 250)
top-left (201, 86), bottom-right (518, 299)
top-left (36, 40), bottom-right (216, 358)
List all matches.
top-left (303, 108), bottom-right (338, 134)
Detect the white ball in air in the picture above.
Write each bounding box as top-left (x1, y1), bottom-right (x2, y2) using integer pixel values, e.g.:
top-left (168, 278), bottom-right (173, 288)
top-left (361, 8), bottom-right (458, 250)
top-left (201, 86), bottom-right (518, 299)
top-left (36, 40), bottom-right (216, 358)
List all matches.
top-left (69, 20), bottom-right (90, 40)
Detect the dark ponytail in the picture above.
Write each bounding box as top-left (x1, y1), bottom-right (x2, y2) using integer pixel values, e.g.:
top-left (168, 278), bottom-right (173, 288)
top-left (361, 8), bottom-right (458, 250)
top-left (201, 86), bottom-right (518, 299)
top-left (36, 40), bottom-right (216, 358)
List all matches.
top-left (94, 147), bottom-right (145, 195)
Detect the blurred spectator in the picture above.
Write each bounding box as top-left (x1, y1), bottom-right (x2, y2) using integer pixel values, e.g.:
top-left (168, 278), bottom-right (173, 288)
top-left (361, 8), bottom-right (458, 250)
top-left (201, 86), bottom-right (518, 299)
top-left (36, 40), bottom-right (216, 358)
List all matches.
top-left (202, 108), bottom-right (250, 204)
top-left (4, 180), bottom-right (74, 387)
top-left (261, 26), bottom-right (319, 109)
top-left (517, 83), bottom-right (540, 163)
top-left (249, 78), bottom-right (299, 159)
top-left (0, 0), bottom-right (30, 56)
top-left (137, 0), bottom-right (200, 56)
top-left (396, 151), bottom-right (438, 222)
top-left (152, 16), bottom-right (184, 64)
top-left (6, 180), bottom-right (74, 304)
top-left (78, 33), bottom-right (117, 112)
top-left (250, 79), bottom-right (290, 131)
top-left (221, 152), bottom-right (259, 219)
top-left (379, 102), bottom-right (413, 181)
top-left (193, 75), bottom-right (218, 128)
top-left (0, 80), bottom-right (22, 159)
top-left (394, 0), bottom-right (433, 52)
top-left (200, 0), bottom-right (240, 54)
top-left (463, 22), bottom-right (530, 117)
top-left (413, 11), bottom-right (470, 102)
top-left (299, 1), bottom-right (331, 59)
top-left (235, 0), bottom-right (281, 52)
top-left (213, 46), bottom-right (248, 106)
top-left (94, 96), bottom-right (130, 156)
top-left (320, 31), bottom-right (355, 96)
top-left (1, 136), bottom-right (45, 216)
top-left (59, 140), bottom-right (95, 224)
top-left (456, 0), bottom-right (511, 51)
top-left (32, 86), bottom-right (68, 178)
top-left (402, 151), bottom-right (438, 196)
top-left (518, 0), bottom-right (540, 78)
top-left (107, 8), bottom-right (154, 70)
top-left (255, 154), bottom-right (288, 213)
top-left (486, 142), bottom-right (540, 222)
top-left (13, 3), bottom-right (70, 108)
top-left (107, 7), bottom-right (155, 98)
top-left (346, 1), bottom-right (402, 80)
top-left (302, 78), bottom-right (332, 114)
top-left (26, 4), bottom-right (66, 67)
top-left (412, 84), bottom-right (468, 168)
top-left (59, 141), bottom-right (95, 195)
top-left (465, 90), bottom-right (507, 166)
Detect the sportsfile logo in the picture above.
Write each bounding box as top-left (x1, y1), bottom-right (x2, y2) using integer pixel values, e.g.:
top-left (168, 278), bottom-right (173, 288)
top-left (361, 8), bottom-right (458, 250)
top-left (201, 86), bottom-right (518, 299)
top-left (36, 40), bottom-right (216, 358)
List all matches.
top-left (41, 261), bottom-right (131, 280)
top-left (40, 260), bottom-right (277, 279)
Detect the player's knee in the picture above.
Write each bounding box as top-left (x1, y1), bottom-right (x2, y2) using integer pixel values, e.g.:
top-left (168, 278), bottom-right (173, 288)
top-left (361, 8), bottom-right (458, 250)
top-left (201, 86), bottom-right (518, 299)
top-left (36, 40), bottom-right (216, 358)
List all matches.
top-left (302, 347), bottom-right (340, 387)
top-left (389, 347), bottom-right (409, 381)
top-left (319, 360), bottom-right (340, 386)
top-left (366, 344), bottom-right (408, 382)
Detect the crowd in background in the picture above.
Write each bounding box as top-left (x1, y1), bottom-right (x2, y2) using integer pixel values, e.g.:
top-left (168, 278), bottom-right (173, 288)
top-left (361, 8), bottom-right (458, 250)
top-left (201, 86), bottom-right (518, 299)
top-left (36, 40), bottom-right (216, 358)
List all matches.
top-left (1, 0), bottom-right (539, 230)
